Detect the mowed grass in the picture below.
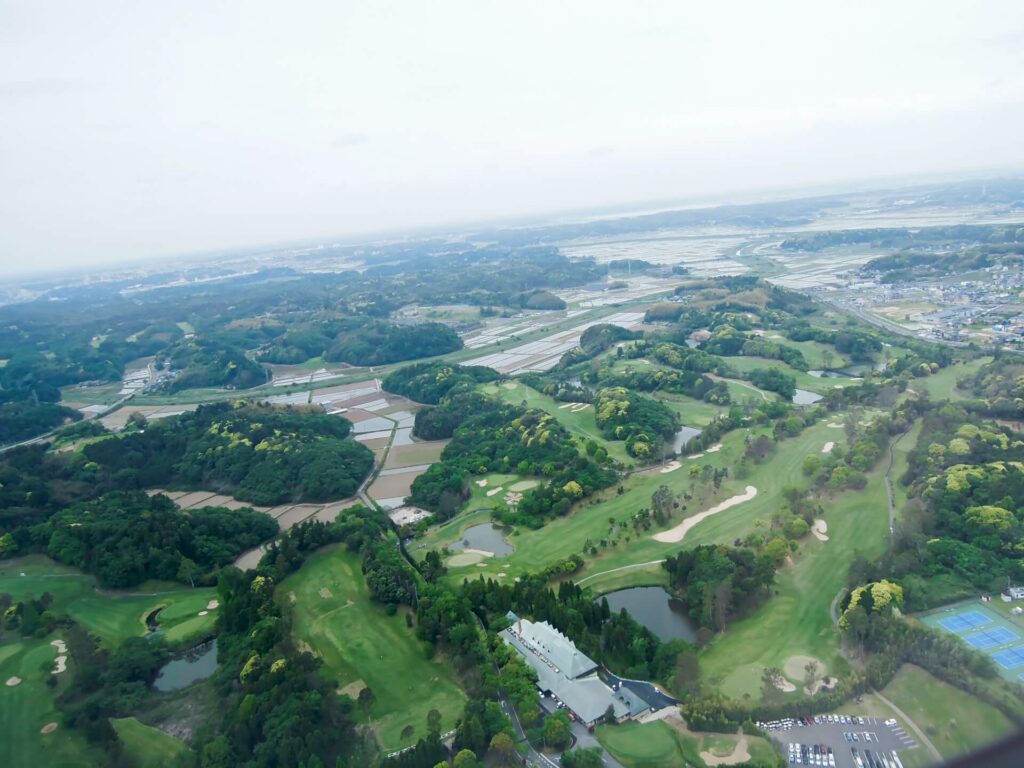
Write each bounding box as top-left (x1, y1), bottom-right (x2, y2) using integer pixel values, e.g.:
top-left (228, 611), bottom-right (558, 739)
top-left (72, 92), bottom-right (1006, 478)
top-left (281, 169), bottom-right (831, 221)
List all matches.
top-left (0, 556), bottom-right (217, 647)
top-left (0, 639), bottom-right (99, 768)
top-left (850, 664), bottom-right (1016, 764)
top-left (917, 356), bottom-right (990, 401)
top-left (721, 355), bottom-right (862, 394)
top-left (111, 717), bottom-right (191, 767)
top-left (596, 720), bottom-right (777, 768)
top-left (431, 419), bottom-right (846, 588)
top-left (701, 451), bottom-right (892, 699)
top-left (281, 544), bottom-right (466, 752)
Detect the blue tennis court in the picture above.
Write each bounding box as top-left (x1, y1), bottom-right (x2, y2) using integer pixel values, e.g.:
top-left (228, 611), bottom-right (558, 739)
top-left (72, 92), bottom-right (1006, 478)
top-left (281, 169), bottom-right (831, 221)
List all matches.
top-left (964, 627), bottom-right (1019, 650)
top-left (938, 611), bottom-right (991, 633)
top-left (992, 647), bottom-right (1024, 670)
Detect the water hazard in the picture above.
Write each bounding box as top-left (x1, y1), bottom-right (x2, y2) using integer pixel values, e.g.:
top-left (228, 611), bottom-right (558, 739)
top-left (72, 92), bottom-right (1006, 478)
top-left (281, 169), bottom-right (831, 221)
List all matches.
top-left (601, 586), bottom-right (697, 643)
top-left (450, 523), bottom-right (513, 556)
top-left (792, 388), bottom-right (824, 405)
top-left (154, 638), bottom-right (218, 692)
top-left (671, 426), bottom-right (702, 454)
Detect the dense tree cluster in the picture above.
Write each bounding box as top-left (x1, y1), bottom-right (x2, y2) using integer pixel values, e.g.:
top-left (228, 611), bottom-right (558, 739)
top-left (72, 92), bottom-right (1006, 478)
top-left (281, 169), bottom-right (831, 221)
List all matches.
top-left (161, 336), bottom-right (270, 392)
top-left (39, 491), bottom-right (277, 587)
top-left (593, 386), bottom-right (680, 458)
top-left (383, 361), bottom-right (499, 405)
top-left (410, 399), bottom-right (615, 525)
top-left (663, 545), bottom-right (779, 630)
top-left (325, 321), bottom-right (463, 366)
top-left (82, 402), bottom-right (374, 505)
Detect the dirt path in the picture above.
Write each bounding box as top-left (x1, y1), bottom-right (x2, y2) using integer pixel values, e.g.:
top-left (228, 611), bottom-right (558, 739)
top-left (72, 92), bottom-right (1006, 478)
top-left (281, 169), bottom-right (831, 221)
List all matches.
top-left (575, 559), bottom-right (667, 586)
top-left (872, 689), bottom-right (942, 764)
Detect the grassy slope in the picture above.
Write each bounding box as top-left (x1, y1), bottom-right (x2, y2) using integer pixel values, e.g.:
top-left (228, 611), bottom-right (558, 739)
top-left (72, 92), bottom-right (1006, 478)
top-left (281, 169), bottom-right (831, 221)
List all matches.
top-left (721, 355), bottom-right (863, 394)
top-left (917, 357), bottom-right (989, 401)
top-left (111, 718), bottom-right (191, 767)
top-left (0, 556), bottom-right (216, 647)
top-left (280, 544), bottom-right (466, 752)
top-left (0, 639), bottom-right (100, 768)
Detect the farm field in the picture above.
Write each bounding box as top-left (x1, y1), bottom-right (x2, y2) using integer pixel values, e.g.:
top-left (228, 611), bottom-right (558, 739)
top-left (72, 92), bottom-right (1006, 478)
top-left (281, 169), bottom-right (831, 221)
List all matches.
top-left (280, 544), bottom-right (466, 752)
top-left (0, 556), bottom-right (217, 647)
top-left (111, 718), bottom-right (191, 767)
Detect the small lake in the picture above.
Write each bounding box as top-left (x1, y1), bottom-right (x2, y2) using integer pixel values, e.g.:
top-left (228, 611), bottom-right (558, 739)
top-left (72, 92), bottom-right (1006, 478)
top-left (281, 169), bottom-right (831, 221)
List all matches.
top-left (154, 639), bottom-right (218, 692)
top-left (807, 370), bottom-right (845, 379)
top-left (792, 388), bottom-right (824, 405)
top-left (450, 523), bottom-right (513, 556)
top-left (670, 426), bottom-right (702, 453)
top-left (602, 587), bottom-right (697, 643)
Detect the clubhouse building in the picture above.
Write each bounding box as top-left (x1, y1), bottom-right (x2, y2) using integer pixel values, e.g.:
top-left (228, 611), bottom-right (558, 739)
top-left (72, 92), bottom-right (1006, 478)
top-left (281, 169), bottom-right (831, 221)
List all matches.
top-left (500, 612), bottom-right (658, 726)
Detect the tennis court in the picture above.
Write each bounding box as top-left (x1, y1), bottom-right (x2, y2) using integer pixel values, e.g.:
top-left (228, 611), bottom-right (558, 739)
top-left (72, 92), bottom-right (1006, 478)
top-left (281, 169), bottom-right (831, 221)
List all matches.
top-left (938, 610), bottom-right (991, 633)
top-left (964, 626), bottom-right (1019, 650)
top-left (919, 601), bottom-right (1024, 685)
top-left (992, 647), bottom-right (1024, 670)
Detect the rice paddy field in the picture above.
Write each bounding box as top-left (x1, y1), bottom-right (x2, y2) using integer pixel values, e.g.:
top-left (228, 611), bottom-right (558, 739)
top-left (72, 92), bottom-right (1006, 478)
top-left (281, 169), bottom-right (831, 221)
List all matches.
top-left (280, 544), bottom-right (466, 752)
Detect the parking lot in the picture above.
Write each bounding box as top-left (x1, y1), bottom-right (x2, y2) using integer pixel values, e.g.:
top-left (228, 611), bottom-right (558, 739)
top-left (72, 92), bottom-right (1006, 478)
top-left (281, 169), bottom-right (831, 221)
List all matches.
top-left (761, 714), bottom-right (918, 768)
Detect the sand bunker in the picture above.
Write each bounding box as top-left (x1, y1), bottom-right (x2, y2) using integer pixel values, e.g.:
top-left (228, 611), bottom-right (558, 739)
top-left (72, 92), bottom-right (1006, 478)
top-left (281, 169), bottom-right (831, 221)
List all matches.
top-left (571, 404), bottom-right (591, 412)
top-left (784, 655), bottom-right (826, 682)
top-left (653, 486), bottom-right (758, 543)
top-left (206, 599), bottom-right (219, 610)
top-left (706, 444), bottom-right (722, 453)
top-left (52, 655), bottom-right (67, 674)
top-left (318, 588), bottom-right (334, 599)
top-left (687, 453), bottom-right (704, 460)
top-left (776, 678), bottom-right (797, 693)
top-left (475, 479), bottom-right (488, 487)
top-left (826, 422), bottom-right (844, 429)
top-left (812, 519), bottom-right (829, 542)
top-left (558, 402), bottom-right (576, 410)
top-left (5, 677), bottom-right (21, 687)
top-left (198, 610), bottom-right (208, 616)
top-left (40, 722), bottom-right (59, 734)
top-left (822, 442), bottom-right (834, 454)
top-left (339, 679), bottom-right (366, 698)
top-left (485, 486), bottom-right (504, 497)
top-left (701, 733), bottom-right (751, 767)
top-left (448, 551), bottom-right (486, 567)
top-left (660, 460), bottom-right (682, 474)
top-left (50, 639), bottom-right (67, 653)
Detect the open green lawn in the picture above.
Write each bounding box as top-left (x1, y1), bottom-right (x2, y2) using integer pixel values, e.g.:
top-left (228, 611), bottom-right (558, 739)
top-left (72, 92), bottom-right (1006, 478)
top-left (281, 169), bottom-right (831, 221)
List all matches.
top-left (112, 717), bottom-right (191, 767)
top-left (701, 449), bottom-right (891, 699)
top-left (648, 391), bottom-right (724, 429)
top-left (917, 356), bottom-right (989, 401)
top-left (424, 419), bottom-right (846, 589)
top-left (845, 664), bottom-right (1016, 765)
top-left (0, 639), bottom-right (100, 768)
top-left (779, 338), bottom-right (850, 370)
top-left (721, 355), bottom-right (863, 394)
top-left (280, 544), bottom-right (466, 752)
top-left (486, 380), bottom-right (632, 463)
top-left (0, 556), bottom-right (217, 647)
top-left (596, 720), bottom-right (777, 768)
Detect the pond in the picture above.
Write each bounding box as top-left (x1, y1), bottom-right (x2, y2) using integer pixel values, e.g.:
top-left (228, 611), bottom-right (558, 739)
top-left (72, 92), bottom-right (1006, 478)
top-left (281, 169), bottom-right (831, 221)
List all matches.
top-left (807, 370), bottom-right (845, 379)
top-left (450, 523), bottom-right (513, 556)
top-left (601, 587), bottom-right (698, 643)
top-left (792, 388), bottom-right (824, 405)
top-left (154, 638), bottom-right (218, 692)
top-left (670, 426), bottom-right (702, 454)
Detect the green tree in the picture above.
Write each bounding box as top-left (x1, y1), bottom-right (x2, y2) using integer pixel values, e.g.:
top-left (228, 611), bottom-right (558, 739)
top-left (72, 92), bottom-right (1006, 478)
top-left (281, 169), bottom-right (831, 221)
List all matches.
top-left (542, 711), bottom-right (572, 749)
top-left (488, 732), bottom-right (515, 765)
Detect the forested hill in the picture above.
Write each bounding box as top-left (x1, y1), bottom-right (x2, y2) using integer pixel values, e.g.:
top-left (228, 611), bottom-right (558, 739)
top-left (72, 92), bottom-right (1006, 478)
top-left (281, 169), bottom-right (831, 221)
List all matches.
top-left (82, 402), bottom-right (374, 505)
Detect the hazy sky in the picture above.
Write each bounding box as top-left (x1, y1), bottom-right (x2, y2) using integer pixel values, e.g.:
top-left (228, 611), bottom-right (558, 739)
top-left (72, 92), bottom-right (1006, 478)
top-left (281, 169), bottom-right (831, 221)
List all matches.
top-left (2, 1), bottom-right (1024, 274)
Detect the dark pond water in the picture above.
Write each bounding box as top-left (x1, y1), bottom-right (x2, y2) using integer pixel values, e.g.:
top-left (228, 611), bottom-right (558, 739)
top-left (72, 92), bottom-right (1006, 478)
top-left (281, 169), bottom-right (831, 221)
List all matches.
top-left (450, 523), bottom-right (513, 556)
top-left (671, 426), bottom-right (702, 453)
top-left (807, 370), bottom-right (845, 379)
top-left (154, 639), bottom-right (218, 692)
top-left (602, 587), bottom-right (698, 643)
top-left (792, 388), bottom-right (824, 405)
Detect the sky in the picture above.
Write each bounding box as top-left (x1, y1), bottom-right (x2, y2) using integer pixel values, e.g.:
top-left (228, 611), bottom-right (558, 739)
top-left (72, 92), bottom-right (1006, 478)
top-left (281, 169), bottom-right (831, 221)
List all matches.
top-left (2, 0), bottom-right (1024, 275)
